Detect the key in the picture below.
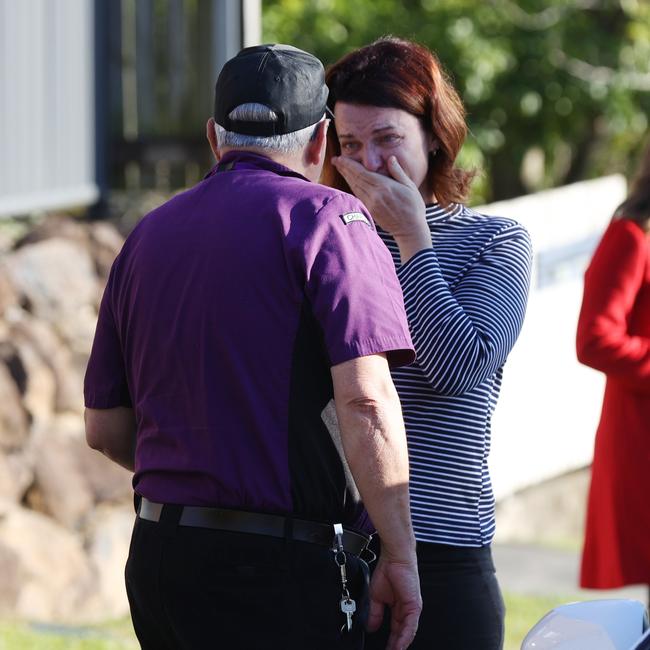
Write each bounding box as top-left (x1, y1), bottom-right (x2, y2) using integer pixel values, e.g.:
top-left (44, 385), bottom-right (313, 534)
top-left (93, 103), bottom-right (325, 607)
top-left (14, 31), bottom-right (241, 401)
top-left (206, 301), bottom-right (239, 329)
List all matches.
top-left (340, 597), bottom-right (356, 632)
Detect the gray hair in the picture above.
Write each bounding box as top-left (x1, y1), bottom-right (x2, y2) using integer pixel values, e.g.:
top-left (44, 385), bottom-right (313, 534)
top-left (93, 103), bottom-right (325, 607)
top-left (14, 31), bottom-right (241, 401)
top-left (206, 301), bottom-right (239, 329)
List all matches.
top-left (215, 103), bottom-right (323, 155)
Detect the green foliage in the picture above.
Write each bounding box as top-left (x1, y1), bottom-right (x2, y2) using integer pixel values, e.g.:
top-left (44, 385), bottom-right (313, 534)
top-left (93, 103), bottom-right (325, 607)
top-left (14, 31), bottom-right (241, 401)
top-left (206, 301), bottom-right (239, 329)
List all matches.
top-left (264, 0), bottom-right (650, 203)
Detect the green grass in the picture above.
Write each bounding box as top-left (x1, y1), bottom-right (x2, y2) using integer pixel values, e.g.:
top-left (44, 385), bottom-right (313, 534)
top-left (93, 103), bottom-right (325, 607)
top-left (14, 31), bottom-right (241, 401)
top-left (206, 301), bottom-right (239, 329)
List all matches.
top-left (504, 591), bottom-right (575, 650)
top-left (0, 618), bottom-right (138, 650)
top-left (0, 593), bottom-right (572, 650)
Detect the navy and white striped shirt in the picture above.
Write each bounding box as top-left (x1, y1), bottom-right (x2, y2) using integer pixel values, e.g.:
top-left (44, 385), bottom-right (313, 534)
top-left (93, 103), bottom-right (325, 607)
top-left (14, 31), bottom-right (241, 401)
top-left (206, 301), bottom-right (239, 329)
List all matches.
top-left (379, 203), bottom-right (532, 547)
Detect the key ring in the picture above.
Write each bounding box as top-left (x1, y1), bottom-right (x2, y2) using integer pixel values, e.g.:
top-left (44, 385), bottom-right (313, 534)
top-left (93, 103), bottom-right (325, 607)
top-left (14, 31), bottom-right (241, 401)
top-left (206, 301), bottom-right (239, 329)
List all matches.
top-left (332, 523), bottom-right (357, 635)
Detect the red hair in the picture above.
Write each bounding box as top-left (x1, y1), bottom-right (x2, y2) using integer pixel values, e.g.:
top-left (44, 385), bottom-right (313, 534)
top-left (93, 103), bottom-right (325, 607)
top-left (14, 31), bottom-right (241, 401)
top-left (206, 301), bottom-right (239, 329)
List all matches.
top-left (323, 37), bottom-right (473, 207)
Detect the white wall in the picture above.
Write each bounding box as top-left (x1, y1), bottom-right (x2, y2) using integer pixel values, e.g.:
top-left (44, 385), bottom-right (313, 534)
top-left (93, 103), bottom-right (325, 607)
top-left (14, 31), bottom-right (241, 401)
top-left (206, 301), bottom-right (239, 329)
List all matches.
top-left (0, 0), bottom-right (98, 217)
top-left (479, 175), bottom-right (628, 499)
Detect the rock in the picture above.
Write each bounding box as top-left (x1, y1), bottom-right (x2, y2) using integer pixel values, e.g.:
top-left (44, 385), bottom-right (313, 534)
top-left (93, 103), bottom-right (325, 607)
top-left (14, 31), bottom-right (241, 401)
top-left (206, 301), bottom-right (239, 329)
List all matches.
top-left (0, 503), bottom-right (101, 622)
top-left (70, 302), bottom-right (102, 362)
top-left (0, 230), bottom-right (13, 256)
top-left (8, 212), bottom-right (124, 285)
top-left (0, 217), bottom-right (32, 255)
top-left (0, 217), bottom-right (139, 624)
top-left (9, 315), bottom-right (84, 413)
top-left (85, 504), bottom-right (134, 619)
top-left (88, 221), bottom-right (124, 280)
top-left (0, 329), bottom-right (28, 394)
top-left (0, 262), bottom-right (19, 316)
top-left (0, 356), bottom-right (30, 450)
top-left (74, 443), bottom-right (133, 504)
top-left (0, 540), bottom-right (24, 616)
top-left (4, 237), bottom-right (100, 353)
top-left (22, 483), bottom-right (49, 517)
top-left (13, 214), bottom-right (91, 250)
top-left (54, 412), bottom-right (133, 503)
top-left (31, 421), bottom-right (95, 529)
top-left (30, 415), bottom-right (132, 529)
top-left (0, 449), bottom-right (33, 503)
top-left (2, 318), bottom-right (57, 426)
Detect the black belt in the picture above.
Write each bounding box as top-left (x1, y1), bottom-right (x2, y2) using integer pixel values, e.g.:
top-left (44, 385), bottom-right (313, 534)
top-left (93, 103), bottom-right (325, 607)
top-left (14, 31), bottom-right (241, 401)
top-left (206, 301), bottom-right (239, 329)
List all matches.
top-left (138, 496), bottom-right (371, 558)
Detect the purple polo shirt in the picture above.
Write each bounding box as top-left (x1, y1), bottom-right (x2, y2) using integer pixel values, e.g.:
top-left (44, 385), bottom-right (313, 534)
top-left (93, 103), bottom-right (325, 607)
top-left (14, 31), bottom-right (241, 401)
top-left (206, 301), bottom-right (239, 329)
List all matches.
top-left (84, 151), bottom-right (414, 533)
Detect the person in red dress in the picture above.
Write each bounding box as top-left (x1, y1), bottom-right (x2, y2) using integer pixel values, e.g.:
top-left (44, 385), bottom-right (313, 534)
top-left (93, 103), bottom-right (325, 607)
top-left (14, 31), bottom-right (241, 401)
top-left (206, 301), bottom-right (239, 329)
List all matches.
top-left (577, 140), bottom-right (650, 600)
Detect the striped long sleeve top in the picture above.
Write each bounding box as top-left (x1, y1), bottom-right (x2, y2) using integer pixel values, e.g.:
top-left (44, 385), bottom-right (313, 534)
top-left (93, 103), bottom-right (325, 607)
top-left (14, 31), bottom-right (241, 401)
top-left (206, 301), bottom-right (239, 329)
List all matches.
top-left (379, 202), bottom-right (533, 547)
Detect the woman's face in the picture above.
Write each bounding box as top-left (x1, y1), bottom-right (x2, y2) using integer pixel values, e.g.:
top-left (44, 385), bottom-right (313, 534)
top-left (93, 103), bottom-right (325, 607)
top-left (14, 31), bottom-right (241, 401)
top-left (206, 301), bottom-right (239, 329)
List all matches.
top-left (334, 102), bottom-right (435, 201)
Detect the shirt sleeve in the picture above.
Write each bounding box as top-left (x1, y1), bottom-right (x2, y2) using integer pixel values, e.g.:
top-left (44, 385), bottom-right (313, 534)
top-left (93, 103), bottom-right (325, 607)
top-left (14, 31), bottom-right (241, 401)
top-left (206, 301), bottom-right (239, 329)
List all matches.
top-left (576, 218), bottom-right (650, 391)
top-left (83, 260), bottom-right (132, 409)
top-left (296, 194), bottom-right (415, 368)
top-left (396, 222), bottom-right (532, 395)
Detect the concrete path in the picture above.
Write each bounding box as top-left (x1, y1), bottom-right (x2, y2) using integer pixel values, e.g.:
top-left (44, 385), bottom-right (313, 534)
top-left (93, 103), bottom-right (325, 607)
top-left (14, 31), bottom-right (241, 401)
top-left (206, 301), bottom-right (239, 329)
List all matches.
top-left (493, 542), bottom-right (648, 604)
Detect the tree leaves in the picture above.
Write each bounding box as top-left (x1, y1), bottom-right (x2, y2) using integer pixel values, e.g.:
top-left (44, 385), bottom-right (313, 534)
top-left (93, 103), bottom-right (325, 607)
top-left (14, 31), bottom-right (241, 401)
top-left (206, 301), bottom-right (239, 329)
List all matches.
top-left (264, 0), bottom-right (650, 203)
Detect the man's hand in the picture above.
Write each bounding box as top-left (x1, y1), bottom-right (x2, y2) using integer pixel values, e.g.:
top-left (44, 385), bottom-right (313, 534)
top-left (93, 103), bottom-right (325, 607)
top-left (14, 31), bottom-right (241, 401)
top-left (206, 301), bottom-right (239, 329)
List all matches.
top-left (332, 356), bottom-right (421, 647)
top-left (368, 554), bottom-right (422, 650)
top-left (331, 155), bottom-right (431, 264)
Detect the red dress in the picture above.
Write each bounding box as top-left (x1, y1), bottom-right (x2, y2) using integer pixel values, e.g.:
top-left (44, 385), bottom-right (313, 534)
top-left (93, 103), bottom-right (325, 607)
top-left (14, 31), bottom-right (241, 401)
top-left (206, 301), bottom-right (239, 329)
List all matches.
top-left (577, 217), bottom-right (650, 588)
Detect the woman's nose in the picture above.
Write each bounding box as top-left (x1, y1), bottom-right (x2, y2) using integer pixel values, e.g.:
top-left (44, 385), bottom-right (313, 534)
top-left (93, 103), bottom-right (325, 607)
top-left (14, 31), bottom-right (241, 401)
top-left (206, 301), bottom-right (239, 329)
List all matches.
top-left (362, 146), bottom-right (384, 172)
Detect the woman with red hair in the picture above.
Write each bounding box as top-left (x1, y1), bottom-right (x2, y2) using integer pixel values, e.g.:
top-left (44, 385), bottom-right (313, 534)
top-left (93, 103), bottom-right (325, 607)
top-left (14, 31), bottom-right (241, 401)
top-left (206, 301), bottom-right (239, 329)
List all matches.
top-left (323, 37), bottom-right (532, 649)
top-left (577, 139), bottom-right (650, 601)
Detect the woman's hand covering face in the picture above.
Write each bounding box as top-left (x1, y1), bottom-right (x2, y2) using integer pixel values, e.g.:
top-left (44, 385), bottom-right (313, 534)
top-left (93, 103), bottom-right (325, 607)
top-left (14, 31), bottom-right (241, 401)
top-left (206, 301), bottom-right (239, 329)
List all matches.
top-left (332, 155), bottom-right (432, 264)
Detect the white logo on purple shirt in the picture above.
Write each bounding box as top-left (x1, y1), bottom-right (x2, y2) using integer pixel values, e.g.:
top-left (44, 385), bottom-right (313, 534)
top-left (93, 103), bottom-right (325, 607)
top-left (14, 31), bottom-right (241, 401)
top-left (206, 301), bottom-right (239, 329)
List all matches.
top-left (340, 212), bottom-right (372, 228)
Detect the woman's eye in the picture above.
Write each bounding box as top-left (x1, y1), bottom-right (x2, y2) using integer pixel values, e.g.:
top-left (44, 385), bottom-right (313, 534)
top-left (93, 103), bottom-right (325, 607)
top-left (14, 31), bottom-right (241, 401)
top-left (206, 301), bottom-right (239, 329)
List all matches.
top-left (380, 134), bottom-right (402, 145)
top-left (340, 142), bottom-right (359, 153)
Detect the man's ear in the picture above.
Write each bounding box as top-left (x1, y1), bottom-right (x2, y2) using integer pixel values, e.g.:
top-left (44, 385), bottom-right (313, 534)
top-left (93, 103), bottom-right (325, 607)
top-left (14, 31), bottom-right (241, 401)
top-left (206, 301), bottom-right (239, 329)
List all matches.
top-left (305, 120), bottom-right (329, 167)
top-left (206, 118), bottom-right (221, 161)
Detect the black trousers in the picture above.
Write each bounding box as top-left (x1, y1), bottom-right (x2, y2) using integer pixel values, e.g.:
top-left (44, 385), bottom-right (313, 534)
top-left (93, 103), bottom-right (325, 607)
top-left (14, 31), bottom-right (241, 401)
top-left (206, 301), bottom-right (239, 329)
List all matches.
top-left (125, 504), bottom-right (370, 650)
top-left (365, 539), bottom-right (505, 650)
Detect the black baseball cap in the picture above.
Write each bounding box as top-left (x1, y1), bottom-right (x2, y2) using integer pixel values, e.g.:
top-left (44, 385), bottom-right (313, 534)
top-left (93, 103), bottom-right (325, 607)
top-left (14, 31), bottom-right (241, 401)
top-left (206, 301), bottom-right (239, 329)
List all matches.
top-left (214, 44), bottom-right (329, 136)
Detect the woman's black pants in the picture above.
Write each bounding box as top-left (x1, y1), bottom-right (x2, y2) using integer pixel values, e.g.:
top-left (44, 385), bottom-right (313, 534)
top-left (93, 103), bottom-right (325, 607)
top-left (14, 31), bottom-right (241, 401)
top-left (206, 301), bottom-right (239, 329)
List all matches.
top-left (365, 539), bottom-right (505, 650)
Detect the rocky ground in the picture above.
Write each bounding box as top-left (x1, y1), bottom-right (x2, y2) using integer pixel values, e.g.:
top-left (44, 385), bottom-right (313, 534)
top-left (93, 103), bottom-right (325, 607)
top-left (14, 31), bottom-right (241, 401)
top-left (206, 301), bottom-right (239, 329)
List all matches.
top-left (0, 214), bottom-right (133, 623)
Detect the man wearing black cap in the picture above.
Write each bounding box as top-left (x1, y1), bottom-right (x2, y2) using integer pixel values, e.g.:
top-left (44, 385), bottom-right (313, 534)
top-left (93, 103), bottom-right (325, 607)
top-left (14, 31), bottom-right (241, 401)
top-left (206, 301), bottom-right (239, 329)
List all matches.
top-left (84, 44), bottom-right (421, 650)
